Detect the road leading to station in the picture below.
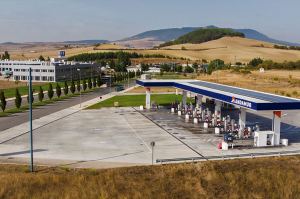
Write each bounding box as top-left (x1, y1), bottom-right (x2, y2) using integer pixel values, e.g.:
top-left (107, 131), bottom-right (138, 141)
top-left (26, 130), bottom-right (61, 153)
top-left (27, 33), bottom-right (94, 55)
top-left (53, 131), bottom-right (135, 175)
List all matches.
top-left (0, 80), bottom-right (136, 131)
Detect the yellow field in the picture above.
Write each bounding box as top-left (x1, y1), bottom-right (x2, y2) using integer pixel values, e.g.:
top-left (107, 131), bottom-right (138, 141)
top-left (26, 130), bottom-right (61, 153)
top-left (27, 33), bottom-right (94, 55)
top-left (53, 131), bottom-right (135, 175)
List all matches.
top-left (198, 70), bottom-right (300, 98)
top-left (128, 70), bottom-right (300, 98)
top-left (9, 37), bottom-right (300, 63)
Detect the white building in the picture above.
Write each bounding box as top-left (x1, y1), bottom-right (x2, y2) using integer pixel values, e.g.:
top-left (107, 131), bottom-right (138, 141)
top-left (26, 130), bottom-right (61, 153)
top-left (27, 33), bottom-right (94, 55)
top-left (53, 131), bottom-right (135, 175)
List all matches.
top-left (126, 65), bottom-right (141, 73)
top-left (0, 59), bottom-right (98, 82)
top-left (146, 67), bottom-right (161, 73)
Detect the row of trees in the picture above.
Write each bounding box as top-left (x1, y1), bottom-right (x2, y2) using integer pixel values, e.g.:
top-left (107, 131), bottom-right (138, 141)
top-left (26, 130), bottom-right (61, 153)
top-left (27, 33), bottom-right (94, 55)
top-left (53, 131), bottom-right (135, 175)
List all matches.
top-left (67, 51), bottom-right (169, 62)
top-left (274, 45), bottom-right (300, 51)
top-left (0, 75), bottom-right (104, 112)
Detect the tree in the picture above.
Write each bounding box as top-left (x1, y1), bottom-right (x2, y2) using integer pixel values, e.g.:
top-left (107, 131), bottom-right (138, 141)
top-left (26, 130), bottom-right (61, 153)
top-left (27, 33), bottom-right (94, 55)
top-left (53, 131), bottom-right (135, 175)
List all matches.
top-left (161, 64), bottom-right (171, 72)
top-left (249, 58), bottom-right (263, 67)
top-left (63, 81), bottom-right (69, 95)
top-left (141, 63), bottom-right (149, 72)
top-left (115, 51), bottom-right (131, 72)
top-left (0, 90), bottom-right (6, 112)
top-left (1, 51), bottom-right (10, 60)
top-left (184, 66), bottom-right (194, 73)
top-left (70, 80), bottom-right (76, 94)
top-left (175, 65), bottom-right (182, 73)
top-left (88, 77), bottom-right (92, 89)
top-left (56, 83), bottom-right (62, 98)
top-left (39, 55), bottom-right (45, 61)
top-left (48, 83), bottom-right (54, 100)
top-left (207, 59), bottom-right (225, 74)
top-left (27, 90), bottom-right (34, 104)
top-left (38, 86), bottom-right (44, 102)
top-left (76, 80), bottom-right (81, 92)
top-left (15, 88), bottom-right (22, 109)
top-left (192, 63), bottom-right (199, 71)
top-left (82, 79), bottom-right (87, 91)
top-left (92, 77), bottom-right (97, 88)
top-left (97, 75), bottom-right (102, 87)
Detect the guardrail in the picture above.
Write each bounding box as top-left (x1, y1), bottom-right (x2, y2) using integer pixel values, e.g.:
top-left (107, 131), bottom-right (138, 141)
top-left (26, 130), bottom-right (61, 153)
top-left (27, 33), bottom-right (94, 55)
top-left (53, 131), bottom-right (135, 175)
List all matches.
top-left (156, 150), bottom-right (300, 163)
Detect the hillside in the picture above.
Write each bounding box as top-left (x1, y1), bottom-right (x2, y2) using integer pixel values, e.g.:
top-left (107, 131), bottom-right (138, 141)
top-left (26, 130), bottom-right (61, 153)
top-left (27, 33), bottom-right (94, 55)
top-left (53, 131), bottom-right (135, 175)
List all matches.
top-left (117, 26), bottom-right (300, 48)
top-left (159, 28), bottom-right (245, 47)
top-left (156, 37), bottom-right (300, 63)
top-left (0, 156), bottom-right (299, 198)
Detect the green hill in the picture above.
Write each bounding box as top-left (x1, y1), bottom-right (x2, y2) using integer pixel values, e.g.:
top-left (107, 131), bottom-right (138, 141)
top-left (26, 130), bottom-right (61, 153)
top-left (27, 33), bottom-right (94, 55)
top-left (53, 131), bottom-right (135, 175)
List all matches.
top-left (159, 28), bottom-right (245, 47)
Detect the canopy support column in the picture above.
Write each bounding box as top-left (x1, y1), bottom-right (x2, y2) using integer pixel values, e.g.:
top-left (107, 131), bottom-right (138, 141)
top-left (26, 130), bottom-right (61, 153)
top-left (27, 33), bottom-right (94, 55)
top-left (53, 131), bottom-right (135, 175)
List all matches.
top-left (273, 111), bottom-right (281, 145)
top-left (182, 90), bottom-right (187, 107)
top-left (239, 108), bottom-right (247, 138)
top-left (196, 94), bottom-right (202, 108)
top-left (146, 88), bottom-right (151, 110)
top-left (214, 100), bottom-right (222, 118)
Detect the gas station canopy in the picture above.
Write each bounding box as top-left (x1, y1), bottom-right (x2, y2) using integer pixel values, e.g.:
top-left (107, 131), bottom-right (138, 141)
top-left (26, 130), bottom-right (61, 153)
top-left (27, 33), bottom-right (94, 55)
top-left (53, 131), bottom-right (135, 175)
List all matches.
top-left (136, 79), bottom-right (300, 111)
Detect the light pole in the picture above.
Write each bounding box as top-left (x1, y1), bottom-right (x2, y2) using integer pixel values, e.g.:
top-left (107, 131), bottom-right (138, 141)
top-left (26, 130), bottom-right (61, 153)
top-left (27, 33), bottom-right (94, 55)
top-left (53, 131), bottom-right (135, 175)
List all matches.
top-left (150, 141), bottom-right (155, 165)
top-left (127, 71), bottom-right (130, 89)
top-left (77, 68), bottom-right (82, 108)
top-left (28, 68), bottom-right (34, 172)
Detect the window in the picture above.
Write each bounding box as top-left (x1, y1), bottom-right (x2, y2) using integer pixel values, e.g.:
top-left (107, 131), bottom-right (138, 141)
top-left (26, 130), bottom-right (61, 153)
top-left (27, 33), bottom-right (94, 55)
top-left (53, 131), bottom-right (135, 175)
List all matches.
top-left (42, 69), bottom-right (47, 73)
top-left (48, 69), bottom-right (54, 73)
top-left (21, 69), bottom-right (27, 72)
top-left (35, 76), bottom-right (40, 81)
top-left (14, 69), bottom-right (20, 72)
top-left (42, 76), bottom-right (47, 81)
top-left (21, 76), bottom-right (27, 80)
top-left (48, 76), bottom-right (54, 81)
top-left (14, 76), bottom-right (20, 81)
top-left (34, 69), bottom-right (40, 72)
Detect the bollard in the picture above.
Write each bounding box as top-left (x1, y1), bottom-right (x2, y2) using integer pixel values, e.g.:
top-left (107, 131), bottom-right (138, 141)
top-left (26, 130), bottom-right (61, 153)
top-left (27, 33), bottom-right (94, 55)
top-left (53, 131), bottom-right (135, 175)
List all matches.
top-left (193, 118), bottom-right (198, 124)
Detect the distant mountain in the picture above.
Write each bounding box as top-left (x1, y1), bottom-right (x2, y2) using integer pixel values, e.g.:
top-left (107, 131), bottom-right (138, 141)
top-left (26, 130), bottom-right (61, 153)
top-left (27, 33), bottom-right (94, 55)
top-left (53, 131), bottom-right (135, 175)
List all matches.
top-left (159, 28), bottom-right (245, 47)
top-left (119, 27), bottom-right (199, 42)
top-left (118, 26), bottom-right (300, 48)
top-left (234, 29), bottom-right (300, 47)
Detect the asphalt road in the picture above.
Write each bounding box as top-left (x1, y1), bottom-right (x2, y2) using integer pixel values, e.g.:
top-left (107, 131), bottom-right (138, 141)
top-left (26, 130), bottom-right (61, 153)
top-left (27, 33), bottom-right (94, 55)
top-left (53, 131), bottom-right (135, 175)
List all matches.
top-left (0, 81), bottom-right (136, 131)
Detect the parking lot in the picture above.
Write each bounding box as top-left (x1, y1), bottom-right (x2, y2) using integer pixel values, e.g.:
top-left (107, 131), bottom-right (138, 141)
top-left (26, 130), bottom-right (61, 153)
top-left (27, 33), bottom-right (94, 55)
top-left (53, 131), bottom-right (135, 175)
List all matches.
top-left (0, 108), bottom-right (198, 168)
top-left (0, 106), bottom-right (300, 168)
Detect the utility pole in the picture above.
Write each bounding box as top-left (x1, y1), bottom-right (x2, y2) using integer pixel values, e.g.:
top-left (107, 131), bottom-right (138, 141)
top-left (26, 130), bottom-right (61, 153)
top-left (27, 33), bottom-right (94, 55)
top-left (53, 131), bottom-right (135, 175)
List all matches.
top-left (28, 68), bottom-right (34, 172)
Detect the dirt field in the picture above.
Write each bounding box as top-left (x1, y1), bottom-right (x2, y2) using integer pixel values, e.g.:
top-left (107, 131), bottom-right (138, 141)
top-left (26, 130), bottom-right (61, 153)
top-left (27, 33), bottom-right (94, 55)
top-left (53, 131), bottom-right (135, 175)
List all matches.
top-left (0, 156), bottom-right (299, 199)
top-left (0, 79), bottom-right (42, 90)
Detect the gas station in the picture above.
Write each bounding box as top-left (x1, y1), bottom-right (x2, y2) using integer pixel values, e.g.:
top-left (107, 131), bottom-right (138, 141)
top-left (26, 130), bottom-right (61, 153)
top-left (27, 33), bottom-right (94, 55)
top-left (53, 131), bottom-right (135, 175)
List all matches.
top-left (137, 79), bottom-right (300, 150)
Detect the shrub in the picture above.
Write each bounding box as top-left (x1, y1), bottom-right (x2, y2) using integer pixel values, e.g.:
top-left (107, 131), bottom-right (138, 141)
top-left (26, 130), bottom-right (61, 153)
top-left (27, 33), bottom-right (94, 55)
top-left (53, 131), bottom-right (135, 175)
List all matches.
top-left (63, 81), bottom-right (69, 95)
top-left (82, 79), bottom-right (87, 91)
top-left (15, 88), bottom-right (22, 109)
top-left (48, 83), bottom-right (54, 100)
top-left (70, 80), bottom-right (76, 94)
top-left (38, 86), bottom-right (44, 102)
top-left (0, 90), bottom-right (6, 112)
top-left (56, 83), bottom-right (62, 98)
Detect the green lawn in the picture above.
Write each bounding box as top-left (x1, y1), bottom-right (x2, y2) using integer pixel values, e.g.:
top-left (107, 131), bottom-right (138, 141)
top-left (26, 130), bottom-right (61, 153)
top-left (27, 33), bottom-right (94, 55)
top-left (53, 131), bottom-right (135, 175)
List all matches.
top-left (87, 94), bottom-right (193, 109)
top-left (152, 72), bottom-right (197, 80)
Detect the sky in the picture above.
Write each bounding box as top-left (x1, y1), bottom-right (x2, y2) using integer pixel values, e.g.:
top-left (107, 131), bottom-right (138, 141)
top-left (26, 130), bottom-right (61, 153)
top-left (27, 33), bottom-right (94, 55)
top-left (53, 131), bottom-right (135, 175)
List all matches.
top-left (0, 0), bottom-right (299, 43)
